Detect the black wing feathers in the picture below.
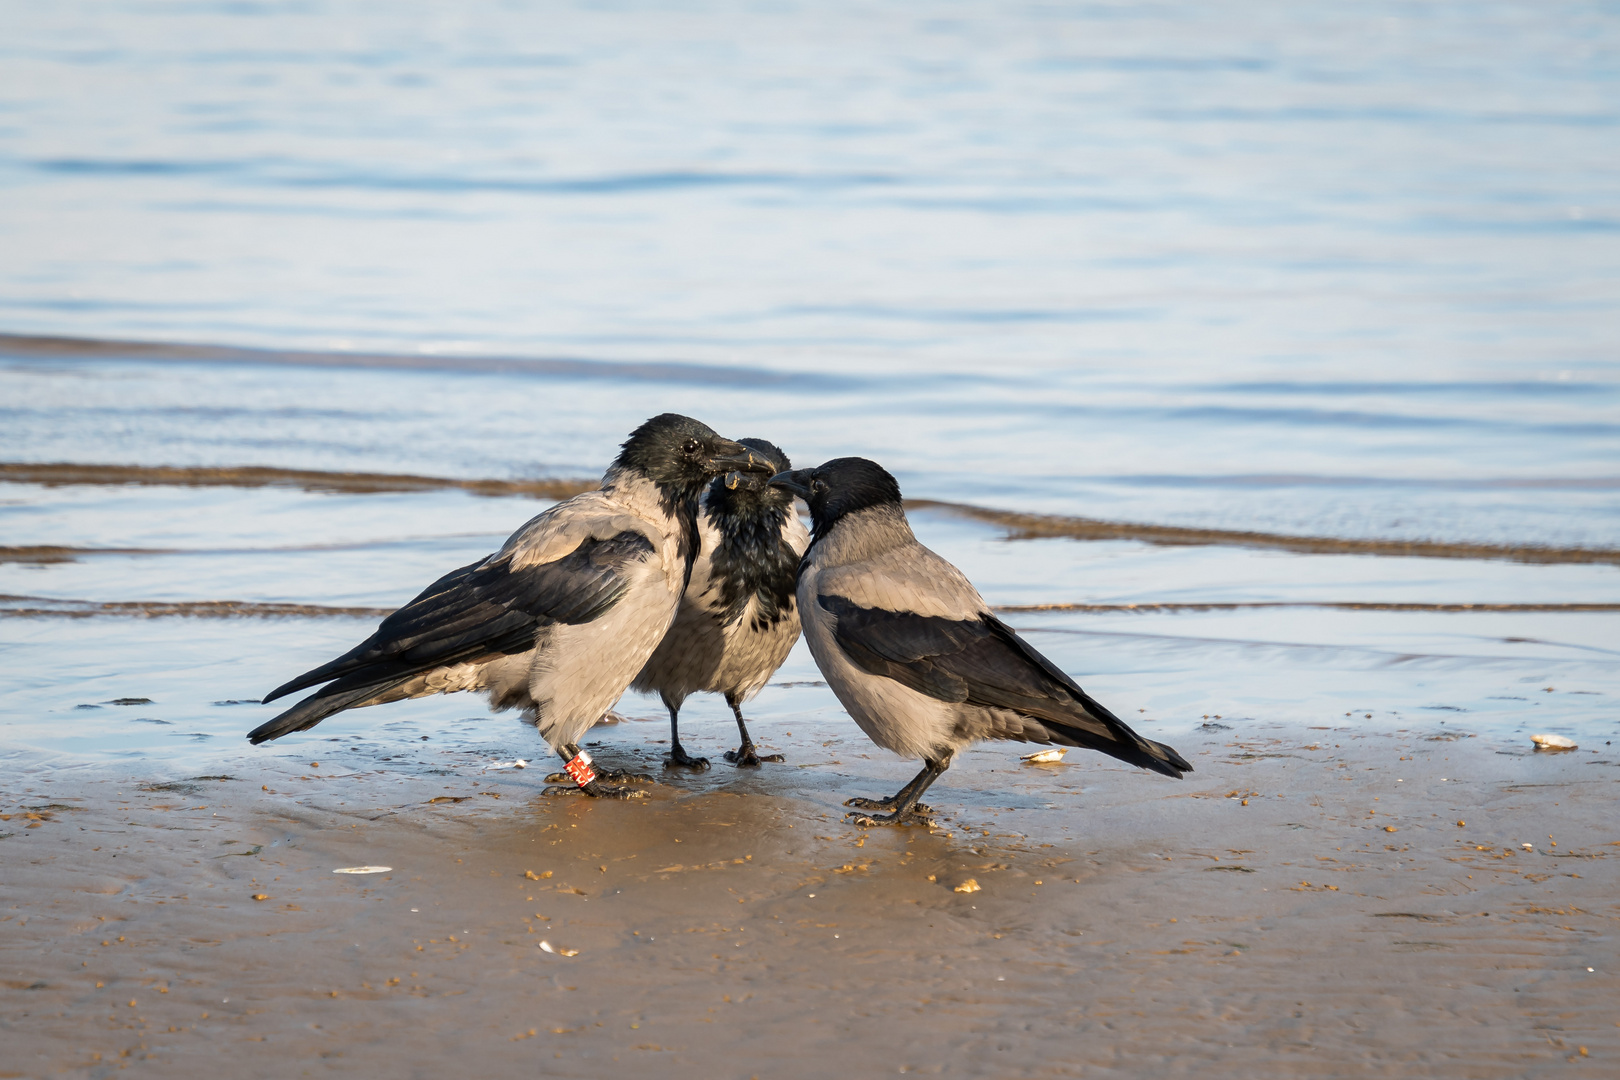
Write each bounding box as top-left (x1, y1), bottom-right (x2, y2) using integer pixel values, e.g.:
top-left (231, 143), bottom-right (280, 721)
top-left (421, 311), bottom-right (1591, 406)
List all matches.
top-left (265, 532), bottom-right (652, 704)
top-left (819, 595), bottom-right (1190, 777)
top-left (248, 532), bottom-right (656, 744)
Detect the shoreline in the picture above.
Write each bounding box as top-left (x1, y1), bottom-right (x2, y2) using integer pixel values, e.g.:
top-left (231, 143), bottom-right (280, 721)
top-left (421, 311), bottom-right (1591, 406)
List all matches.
top-left (4, 723), bottom-right (1615, 1077)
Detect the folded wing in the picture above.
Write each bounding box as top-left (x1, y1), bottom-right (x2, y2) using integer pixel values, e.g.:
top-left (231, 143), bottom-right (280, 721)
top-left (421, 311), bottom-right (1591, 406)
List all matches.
top-left (819, 594), bottom-right (1190, 777)
top-left (248, 531), bottom-right (656, 743)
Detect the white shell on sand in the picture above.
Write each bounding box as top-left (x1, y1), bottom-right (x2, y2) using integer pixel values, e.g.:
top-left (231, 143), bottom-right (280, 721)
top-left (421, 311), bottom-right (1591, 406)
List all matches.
top-left (1531, 733), bottom-right (1576, 750)
top-left (1021, 748), bottom-right (1067, 764)
top-left (332, 866), bottom-right (392, 874)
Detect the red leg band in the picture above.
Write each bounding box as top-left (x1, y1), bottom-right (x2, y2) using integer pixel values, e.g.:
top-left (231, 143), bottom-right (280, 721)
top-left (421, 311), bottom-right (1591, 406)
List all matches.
top-left (563, 750), bottom-right (596, 787)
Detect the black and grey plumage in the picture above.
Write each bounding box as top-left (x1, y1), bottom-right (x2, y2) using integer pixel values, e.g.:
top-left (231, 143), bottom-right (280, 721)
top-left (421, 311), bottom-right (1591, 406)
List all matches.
top-left (247, 414), bottom-right (773, 798)
top-left (631, 438), bottom-right (810, 769)
top-left (769, 457), bottom-right (1191, 824)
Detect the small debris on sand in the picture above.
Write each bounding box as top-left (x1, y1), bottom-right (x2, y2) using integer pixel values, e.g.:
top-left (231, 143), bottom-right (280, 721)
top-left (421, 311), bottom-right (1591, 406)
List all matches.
top-left (332, 866), bottom-right (392, 875)
top-left (1531, 733), bottom-right (1576, 750)
top-left (954, 879), bottom-right (981, 894)
top-left (1020, 748), bottom-right (1067, 764)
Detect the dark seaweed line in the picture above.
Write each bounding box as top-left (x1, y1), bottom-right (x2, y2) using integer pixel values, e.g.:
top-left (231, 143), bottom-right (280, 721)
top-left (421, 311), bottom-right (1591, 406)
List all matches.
top-left (0, 462), bottom-right (598, 501)
top-left (0, 596), bottom-right (395, 619)
top-left (998, 601), bottom-right (1620, 614)
top-left (908, 500), bottom-right (1620, 567)
top-left (5, 461), bottom-right (1618, 567)
top-left (3, 595), bottom-right (1615, 621)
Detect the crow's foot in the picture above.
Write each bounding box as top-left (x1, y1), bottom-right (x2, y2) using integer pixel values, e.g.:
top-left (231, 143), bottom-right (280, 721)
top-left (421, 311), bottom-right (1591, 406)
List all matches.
top-left (845, 809), bottom-right (934, 827)
top-left (542, 781), bottom-right (648, 799)
top-left (663, 744), bottom-right (710, 770)
top-left (547, 767), bottom-right (655, 784)
top-left (723, 742), bottom-right (784, 767)
top-left (596, 768), bottom-right (656, 784)
top-left (844, 796), bottom-right (932, 814)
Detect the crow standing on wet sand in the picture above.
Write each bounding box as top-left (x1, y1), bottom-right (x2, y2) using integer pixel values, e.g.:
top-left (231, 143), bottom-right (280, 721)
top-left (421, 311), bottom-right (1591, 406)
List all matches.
top-left (632, 438), bottom-right (810, 768)
top-left (247, 414), bottom-right (773, 798)
top-left (769, 457), bottom-right (1191, 824)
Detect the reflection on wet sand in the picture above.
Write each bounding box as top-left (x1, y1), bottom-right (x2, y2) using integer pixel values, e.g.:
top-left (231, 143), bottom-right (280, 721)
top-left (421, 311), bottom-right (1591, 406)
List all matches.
top-left (3, 733), bottom-right (1615, 1076)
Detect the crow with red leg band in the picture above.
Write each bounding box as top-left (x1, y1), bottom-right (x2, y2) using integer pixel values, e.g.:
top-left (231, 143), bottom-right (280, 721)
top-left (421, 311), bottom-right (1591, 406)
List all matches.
top-left (248, 415), bottom-right (775, 779)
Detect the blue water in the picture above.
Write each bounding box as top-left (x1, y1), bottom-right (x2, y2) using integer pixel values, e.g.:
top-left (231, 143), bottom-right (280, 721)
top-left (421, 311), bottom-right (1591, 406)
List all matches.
top-left (2, 1), bottom-right (1617, 770)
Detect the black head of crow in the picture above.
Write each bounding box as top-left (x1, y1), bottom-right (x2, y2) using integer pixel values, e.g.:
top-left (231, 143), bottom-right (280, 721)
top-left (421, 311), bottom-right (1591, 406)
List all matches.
top-left (767, 456), bottom-right (901, 543)
top-left (630, 436), bottom-right (809, 769)
top-left (705, 437), bottom-right (800, 625)
top-left (614, 413), bottom-right (775, 510)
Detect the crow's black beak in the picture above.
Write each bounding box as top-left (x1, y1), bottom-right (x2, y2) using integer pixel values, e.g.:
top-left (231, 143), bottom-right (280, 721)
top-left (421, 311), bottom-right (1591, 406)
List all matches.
top-left (709, 440), bottom-right (775, 475)
top-left (768, 468), bottom-right (813, 499)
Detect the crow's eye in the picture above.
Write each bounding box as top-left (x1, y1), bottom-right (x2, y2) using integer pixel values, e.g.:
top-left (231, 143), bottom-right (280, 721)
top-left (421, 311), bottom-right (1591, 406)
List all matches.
top-left (811, 478), bottom-right (829, 495)
top-left (682, 438), bottom-right (702, 456)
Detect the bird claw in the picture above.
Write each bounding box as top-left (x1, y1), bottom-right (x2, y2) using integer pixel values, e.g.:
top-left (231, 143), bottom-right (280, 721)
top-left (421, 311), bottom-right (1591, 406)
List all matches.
top-left (547, 765), bottom-right (655, 785)
top-left (843, 797), bottom-right (931, 814)
top-left (845, 809), bottom-right (934, 827)
top-left (723, 744), bottom-right (784, 767)
top-left (663, 748), bottom-right (710, 770)
top-left (543, 781), bottom-right (648, 799)
top-left (595, 768), bottom-right (656, 784)
top-left (587, 781), bottom-right (649, 800)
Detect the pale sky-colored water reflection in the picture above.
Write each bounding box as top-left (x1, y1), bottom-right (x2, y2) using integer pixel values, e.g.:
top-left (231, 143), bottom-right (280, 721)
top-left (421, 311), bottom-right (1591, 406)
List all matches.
top-left (1, 1), bottom-right (1616, 770)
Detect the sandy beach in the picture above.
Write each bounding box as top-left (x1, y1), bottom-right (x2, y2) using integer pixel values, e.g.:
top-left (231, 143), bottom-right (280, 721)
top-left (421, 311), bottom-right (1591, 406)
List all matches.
top-left (5, 3), bottom-right (1619, 1076)
top-left (4, 724), bottom-right (1616, 1078)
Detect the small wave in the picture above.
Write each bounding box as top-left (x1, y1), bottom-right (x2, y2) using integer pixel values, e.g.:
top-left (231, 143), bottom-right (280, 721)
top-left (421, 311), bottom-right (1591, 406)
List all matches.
top-left (0, 332), bottom-right (847, 389)
top-left (23, 158), bottom-right (902, 197)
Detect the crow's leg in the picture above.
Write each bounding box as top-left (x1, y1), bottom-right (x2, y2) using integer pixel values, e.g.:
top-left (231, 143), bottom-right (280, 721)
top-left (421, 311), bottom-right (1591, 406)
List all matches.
top-left (661, 695), bottom-right (710, 770)
top-left (845, 756), bottom-right (950, 825)
top-left (843, 756), bottom-right (940, 813)
top-left (542, 743), bottom-right (651, 798)
top-left (722, 693), bottom-right (784, 767)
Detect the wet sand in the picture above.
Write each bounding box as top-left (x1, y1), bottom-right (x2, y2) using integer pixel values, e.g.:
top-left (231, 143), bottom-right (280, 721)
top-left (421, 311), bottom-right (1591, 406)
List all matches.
top-left (4, 727), bottom-right (1616, 1078)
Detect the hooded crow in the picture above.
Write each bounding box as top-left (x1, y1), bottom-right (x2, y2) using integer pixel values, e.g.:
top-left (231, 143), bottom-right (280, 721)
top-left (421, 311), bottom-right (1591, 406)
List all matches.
top-left (248, 414), bottom-right (773, 797)
top-left (631, 438), bottom-right (810, 768)
top-left (770, 457), bottom-right (1191, 824)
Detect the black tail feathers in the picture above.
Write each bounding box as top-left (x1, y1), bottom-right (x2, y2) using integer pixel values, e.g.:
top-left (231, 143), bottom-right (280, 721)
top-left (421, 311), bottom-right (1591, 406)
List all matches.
top-left (246, 682), bottom-right (387, 745)
top-left (1040, 719), bottom-right (1193, 778)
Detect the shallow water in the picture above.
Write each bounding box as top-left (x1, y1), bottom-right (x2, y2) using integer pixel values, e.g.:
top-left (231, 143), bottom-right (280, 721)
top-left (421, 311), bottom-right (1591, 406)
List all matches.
top-left (1, 1), bottom-right (1617, 772)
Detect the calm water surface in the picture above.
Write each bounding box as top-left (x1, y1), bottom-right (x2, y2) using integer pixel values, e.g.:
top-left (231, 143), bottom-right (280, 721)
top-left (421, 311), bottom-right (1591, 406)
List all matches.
top-left (2, 1), bottom-right (1616, 771)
